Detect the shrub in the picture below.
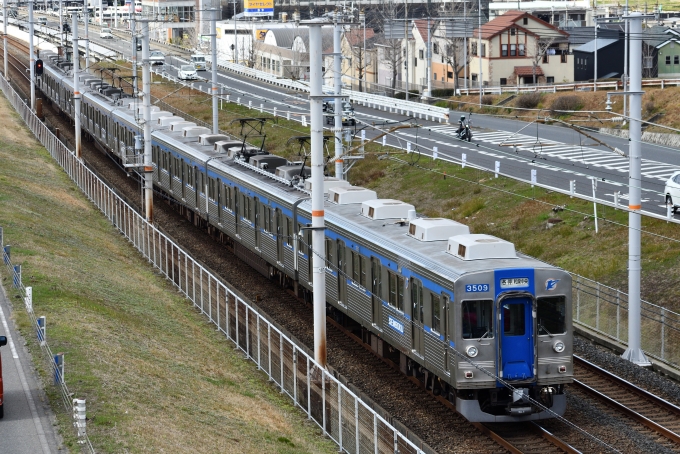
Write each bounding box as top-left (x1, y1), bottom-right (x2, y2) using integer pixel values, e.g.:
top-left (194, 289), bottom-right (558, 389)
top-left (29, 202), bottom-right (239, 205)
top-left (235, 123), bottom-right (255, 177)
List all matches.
top-left (644, 101), bottom-right (655, 116)
top-left (394, 89), bottom-right (420, 99)
top-left (431, 88), bottom-right (456, 98)
top-left (550, 95), bottom-right (583, 115)
top-left (515, 92), bottom-right (541, 109)
top-left (481, 95), bottom-right (494, 105)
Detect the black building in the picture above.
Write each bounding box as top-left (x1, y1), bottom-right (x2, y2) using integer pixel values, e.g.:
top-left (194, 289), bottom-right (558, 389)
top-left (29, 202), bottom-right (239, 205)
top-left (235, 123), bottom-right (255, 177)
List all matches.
top-left (573, 35), bottom-right (625, 82)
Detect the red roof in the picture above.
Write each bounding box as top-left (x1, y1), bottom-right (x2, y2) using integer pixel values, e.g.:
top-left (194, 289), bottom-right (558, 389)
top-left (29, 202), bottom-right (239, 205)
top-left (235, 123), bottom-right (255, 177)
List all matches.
top-left (413, 19), bottom-right (437, 42)
top-left (514, 66), bottom-right (544, 77)
top-left (344, 28), bottom-right (375, 46)
top-left (476, 11), bottom-right (568, 40)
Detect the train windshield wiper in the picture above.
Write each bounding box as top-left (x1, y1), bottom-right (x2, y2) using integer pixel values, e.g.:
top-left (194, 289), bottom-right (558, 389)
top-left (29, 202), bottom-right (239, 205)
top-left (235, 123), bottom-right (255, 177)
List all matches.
top-left (538, 323), bottom-right (554, 337)
top-left (477, 329), bottom-right (490, 341)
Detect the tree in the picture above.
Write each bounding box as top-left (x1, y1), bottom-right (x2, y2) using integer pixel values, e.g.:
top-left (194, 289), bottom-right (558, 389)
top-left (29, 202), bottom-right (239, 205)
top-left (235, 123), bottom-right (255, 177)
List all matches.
top-left (527, 37), bottom-right (555, 85)
top-left (375, 0), bottom-right (405, 95)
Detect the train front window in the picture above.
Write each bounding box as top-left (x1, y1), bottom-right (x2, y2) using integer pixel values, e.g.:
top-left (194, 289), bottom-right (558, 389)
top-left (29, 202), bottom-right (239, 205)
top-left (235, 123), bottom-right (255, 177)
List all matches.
top-left (502, 303), bottom-right (525, 336)
top-left (461, 300), bottom-right (493, 339)
top-left (537, 296), bottom-right (566, 336)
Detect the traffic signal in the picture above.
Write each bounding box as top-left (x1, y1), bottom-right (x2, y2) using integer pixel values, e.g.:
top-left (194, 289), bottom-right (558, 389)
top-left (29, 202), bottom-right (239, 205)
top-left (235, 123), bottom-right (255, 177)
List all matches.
top-left (35, 59), bottom-right (44, 76)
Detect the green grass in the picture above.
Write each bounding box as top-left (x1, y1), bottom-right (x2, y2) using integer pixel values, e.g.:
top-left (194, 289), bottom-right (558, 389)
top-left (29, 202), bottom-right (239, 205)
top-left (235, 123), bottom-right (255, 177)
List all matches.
top-left (0, 93), bottom-right (337, 453)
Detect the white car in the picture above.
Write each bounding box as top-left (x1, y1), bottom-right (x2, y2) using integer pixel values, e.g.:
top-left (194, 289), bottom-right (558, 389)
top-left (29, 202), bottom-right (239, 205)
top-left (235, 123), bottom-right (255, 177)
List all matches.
top-left (178, 65), bottom-right (198, 81)
top-left (664, 170), bottom-right (680, 213)
top-left (149, 51), bottom-right (165, 65)
top-left (100, 28), bottom-right (113, 39)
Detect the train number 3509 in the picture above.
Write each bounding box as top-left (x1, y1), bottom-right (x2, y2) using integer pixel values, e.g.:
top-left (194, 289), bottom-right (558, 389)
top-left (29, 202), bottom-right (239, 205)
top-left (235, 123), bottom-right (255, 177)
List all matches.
top-left (465, 284), bottom-right (489, 292)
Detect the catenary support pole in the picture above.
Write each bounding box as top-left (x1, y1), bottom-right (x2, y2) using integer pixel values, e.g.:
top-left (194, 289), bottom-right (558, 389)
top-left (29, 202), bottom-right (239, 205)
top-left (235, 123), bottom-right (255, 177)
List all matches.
top-left (211, 8), bottom-right (218, 134)
top-left (59, 0), bottom-right (63, 49)
top-left (334, 12), bottom-right (343, 179)
top-left (621, 12), bottom-right (651, 366)
top-left (73, 12), bottom-right (81, 159)
top-left (29, 0), bottom-right (35, 111)
top-left (423, 16), bottom-right (431, 99)
top-left (3, 0), bottom-right (7, 79)
top-left (623, 3), bottom-right (628, 123)
top-left (131, 14), bottom-right (137, 96)
top-left (478, 0), bottom-right (482, 106)
top-left (308, 20), bottom-right (326, 368)
top-left (83, 1), bottom-right (89, 65)
top-left (141, 21), bottom-right (153, 223)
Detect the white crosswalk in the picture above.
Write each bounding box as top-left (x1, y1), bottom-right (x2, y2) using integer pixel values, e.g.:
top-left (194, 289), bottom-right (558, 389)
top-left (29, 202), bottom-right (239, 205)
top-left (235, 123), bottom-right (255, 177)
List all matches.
top-left (422, 125), bottom-right (679, 182)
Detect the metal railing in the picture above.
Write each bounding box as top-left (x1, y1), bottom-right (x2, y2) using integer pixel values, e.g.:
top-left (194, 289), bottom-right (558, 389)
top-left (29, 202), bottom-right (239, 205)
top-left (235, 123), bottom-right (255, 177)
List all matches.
top-left (0, 73), bottom-right (428, 454)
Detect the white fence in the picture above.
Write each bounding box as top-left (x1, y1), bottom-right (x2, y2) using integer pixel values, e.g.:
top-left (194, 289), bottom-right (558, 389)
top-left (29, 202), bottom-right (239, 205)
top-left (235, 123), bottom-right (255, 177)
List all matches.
top-left (0, 74), bottom-right (429, 454)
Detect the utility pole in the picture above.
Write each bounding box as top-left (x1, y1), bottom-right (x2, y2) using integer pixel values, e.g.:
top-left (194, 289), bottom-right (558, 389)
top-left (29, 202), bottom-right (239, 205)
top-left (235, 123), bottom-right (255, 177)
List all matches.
top-left (333, 10), bottom-right (343, 179)
top-left (594, 18), bottom-right (598, 92)
top-left (211, 7), bottom-right (218, 133)
top-left (478, 0), bottom-right (482, 106)
top-left (233, 0), bottom-right (238, 64)
top-left (83, 1), bottom-right (89, 65)
top-left (29, 0), bottom-right (35, 110)
top-left (59, 0), bottom-right (63, 49)
top-left (141, 20), bottom-right (153, 223)
top-left (623, 1), bottom-right (629, 124)
top-left (422, 16), bottom-right (431, 99)
top-left (72, 12), bottom-right (81, 158)
top-left (131, 14), bottom-right (137, 96)
top-left (621, 12), bottom-right (651, 367)
top-left (305, 19), bottom-right (327, 369)
top-left (404, 3), bottom-right (408, 101)
top-left (3, 0), bottom-right (8, 79)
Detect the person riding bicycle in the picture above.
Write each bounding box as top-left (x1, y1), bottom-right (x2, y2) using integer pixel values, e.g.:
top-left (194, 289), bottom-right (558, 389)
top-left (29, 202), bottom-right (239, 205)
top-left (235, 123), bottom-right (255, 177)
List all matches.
top-left (456, 115), bottom-right (467, 137)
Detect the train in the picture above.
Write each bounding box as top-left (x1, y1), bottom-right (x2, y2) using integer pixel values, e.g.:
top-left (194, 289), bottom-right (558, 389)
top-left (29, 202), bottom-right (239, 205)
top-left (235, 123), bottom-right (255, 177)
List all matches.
top-left (36, 51), bottom-right (573, 422)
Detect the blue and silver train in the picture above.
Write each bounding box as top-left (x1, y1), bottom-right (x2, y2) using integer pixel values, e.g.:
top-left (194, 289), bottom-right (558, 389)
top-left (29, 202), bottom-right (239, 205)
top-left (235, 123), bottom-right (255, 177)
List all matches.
top-left (37, 52), bottom-right (573, 422)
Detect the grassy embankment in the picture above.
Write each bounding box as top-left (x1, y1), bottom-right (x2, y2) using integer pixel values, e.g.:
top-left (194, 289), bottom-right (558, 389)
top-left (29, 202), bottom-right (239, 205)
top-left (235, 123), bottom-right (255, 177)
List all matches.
top-left (0, 91), bottom-right (337, 452)
top-left (106, 61), bottom-right (680, 312)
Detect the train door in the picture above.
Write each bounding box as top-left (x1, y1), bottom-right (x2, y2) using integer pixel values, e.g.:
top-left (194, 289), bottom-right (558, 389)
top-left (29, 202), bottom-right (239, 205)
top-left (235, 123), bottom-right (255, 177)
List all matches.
top-left (275, 209), bottom-right (284, 264)
top-left (498, 296), bottom-right (535, 381)
top-left (442, 293), bottom-right (450, 374)
top-left (233, 187), bottom-right (240, 237)
top-left (253, 197), bottom-right (260, 247)
top-left (370, 258), bottom-right (382, 326)
top-left (410, 278), bottom-right (424, 358)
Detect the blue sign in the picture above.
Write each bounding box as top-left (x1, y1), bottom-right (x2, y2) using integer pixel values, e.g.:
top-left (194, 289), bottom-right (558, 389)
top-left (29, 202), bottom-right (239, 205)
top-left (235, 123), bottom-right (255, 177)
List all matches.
top-left (465, 284), bottom-right (489, 292)
top-left (388, 315), bottom-right (404, 335)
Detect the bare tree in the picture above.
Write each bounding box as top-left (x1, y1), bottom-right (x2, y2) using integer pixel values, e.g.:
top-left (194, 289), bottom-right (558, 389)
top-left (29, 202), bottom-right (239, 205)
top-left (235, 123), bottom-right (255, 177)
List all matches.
top-left (374, 0), bottom-right (405, 95)
top-left (527, 37), bottom-right (555, 85)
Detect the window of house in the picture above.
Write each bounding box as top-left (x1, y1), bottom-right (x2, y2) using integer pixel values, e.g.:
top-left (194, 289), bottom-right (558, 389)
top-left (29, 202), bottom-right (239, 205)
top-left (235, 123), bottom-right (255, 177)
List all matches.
top-left (471, 42), bottom-right (478, 56)
top-left (447, 71), bottom-right (453, 79)
top-left (519, 44), bottom-right (525, 56)
top-left (667, 55), bottom-right (671, 65)
top-left (433, 43), bottom-right (439, 54)
top-left (502, 44), bottom-right (508, 57)
top-left (500, 78), bottom-right (507, 85)
top-left (523, 17), bottom-right (528, 25)
top-left (414, 57), bottom-right (417, 67)
top-left (433, 73), bottom-right (437, 80)
top-left (481, 44), bottom-right (486, 57)
top-left (547, 76), bottom-right (555, 83)
top-left (675, 55), bottom-right (679, 64)
top-left (543, 53), bottom-right (549, 63)
top-left (510, 44), bottom-right (516, 56)
top-left (561, 53), bottom-right (568, 63)
top-left (419, 49), bottom-right (424, 59)
top-left (510, 27), bottom-right (516, 36)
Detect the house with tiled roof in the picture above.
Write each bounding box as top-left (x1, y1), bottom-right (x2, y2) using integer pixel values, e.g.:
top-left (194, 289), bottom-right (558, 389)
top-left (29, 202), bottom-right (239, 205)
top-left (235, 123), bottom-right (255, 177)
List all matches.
top-left (469, 10), bottom-right (574, 86)
top-left (341, 27), bottom-right (379, 91)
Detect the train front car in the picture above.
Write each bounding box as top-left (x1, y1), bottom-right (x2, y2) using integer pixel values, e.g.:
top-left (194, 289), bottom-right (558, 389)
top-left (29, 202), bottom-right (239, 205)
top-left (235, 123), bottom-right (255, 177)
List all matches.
top-left (451, 247), bottom-right (573, 422)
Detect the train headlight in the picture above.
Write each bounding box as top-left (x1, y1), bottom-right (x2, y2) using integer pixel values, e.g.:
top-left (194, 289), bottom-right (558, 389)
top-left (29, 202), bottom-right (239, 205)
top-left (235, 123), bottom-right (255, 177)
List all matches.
top-left (553, 341), bottom-right (565, 353)
top-left (466, 346), bottom-right (478, 358)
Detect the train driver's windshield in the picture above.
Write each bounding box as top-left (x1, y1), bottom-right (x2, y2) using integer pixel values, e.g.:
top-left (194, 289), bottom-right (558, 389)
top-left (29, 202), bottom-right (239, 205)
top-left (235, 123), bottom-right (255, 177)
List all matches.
top-left (462, 300), bottom-right (493, 339)
top-left (537, 296), bottom-right (567, 336)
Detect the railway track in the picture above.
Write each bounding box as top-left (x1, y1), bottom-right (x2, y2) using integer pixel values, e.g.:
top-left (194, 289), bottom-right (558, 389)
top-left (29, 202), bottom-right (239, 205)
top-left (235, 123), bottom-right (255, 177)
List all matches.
top-left (573, 355), bottom-right (680, 449)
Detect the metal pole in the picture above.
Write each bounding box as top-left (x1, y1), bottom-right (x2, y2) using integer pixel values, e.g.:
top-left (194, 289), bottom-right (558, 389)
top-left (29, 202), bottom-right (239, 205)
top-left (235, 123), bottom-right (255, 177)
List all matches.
top-left (594, 19), bottom-right (597, 92)
top-left (478, 0), bottom-right (482, 106)
top-left (142, 21), bottom-right (153, 223)
top-left (405, 5), bottom-right (408, 102)
top-left (333, 14), bottom-right (343, 179)
top-left (309, 21), bottom-right (326, 368)
top-left (114, 0), bottom-right (117, 28)
top-left (3, 0), bottom-right (8, 79)
top-left (99, 0), bottom-right (103, 27)
top-left (84, 1), bottom-right (89, 66)
top-left (59, 0), bottom-right (63, 49)
top-left (363, 10), bottom-right (366, 92)
top-left (621, 12), bottom-right (650, 366)
top-left (73, 12), bottom-right (81, 158)
top-left (425, 16), bottom-right (431, 98)
top-left (234, 0), bottom-right (238, 64)
top-left (29, 0), bottom-right (35, 111)
top-left (131, 14), bottom-right (137, 95)
top-left (211, 7), bottom-right (218, 134)
top-left (623, 3), bottom-right (628, 122)
top-left (464, 3), bottom-right (468, 90)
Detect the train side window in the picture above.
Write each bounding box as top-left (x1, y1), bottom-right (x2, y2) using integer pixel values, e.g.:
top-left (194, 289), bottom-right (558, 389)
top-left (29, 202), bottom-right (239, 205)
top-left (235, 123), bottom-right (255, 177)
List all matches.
top-left (262, 205), bottom-right (272, 232)
top-left (537, 296), bottom-right (566, 336)
top-left (431, 292), bottom-right (441, 333)
top-left (285, 217), bottom-right (292, 246)
top-left (461, 300), bottom-right (493, 339)
top-left (388, 271), bottom-right (404, 311)
top-left (336, 240), bottom-right (345, 273)
top-left (325, 238), bottom-right (334, 270)
top-left (350, 251), bottom-right (366, 288)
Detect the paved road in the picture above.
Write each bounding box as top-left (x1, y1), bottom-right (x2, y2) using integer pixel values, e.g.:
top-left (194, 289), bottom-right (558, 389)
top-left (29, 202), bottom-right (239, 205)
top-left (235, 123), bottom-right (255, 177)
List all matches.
top-left (0, 284), bottom-right (61, 453)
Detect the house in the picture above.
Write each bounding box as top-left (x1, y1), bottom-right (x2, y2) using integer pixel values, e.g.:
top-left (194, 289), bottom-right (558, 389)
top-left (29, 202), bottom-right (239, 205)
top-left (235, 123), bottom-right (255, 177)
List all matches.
top-left (341, 28), bottom-right (379, 92)
top-left (649, 27), bottom-right (680, 78)
top-left (468, 10), bottom-right (573, 87)
top-left (572, 29), bottom-right (624, 82)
